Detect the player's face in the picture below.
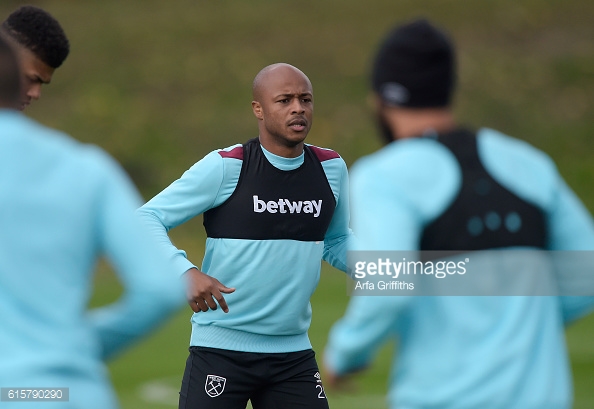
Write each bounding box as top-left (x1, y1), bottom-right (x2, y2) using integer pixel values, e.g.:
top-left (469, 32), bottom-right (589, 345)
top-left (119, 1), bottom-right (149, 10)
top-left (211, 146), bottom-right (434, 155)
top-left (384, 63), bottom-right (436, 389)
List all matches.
top-left (252, 67), bottom-right (313, 154)
top-left (15, 45), bottom-right (55, 110)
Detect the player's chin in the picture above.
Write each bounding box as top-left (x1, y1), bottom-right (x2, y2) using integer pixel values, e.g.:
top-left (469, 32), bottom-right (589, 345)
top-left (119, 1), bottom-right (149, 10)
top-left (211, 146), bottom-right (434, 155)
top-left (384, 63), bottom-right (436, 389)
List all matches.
top-left (283, 134), bottom-right (308, 147)
top-left (285, 128), bottom-right (310, 143)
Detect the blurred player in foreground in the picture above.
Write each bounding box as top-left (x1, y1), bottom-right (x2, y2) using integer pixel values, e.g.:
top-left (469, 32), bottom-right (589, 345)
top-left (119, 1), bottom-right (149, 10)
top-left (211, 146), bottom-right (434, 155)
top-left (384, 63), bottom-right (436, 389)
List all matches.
top-left (0, 35), bottom-right (184, 409)
top-left (324, 18), bottom-right (594, 409)
top-left (1, 5), bottom-right (69, 110)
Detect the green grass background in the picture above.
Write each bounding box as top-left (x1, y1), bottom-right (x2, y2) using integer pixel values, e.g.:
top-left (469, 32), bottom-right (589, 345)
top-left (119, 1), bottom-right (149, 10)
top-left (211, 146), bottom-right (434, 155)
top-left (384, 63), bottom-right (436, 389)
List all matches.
top-left (2, 0), bottom-right (593, 407)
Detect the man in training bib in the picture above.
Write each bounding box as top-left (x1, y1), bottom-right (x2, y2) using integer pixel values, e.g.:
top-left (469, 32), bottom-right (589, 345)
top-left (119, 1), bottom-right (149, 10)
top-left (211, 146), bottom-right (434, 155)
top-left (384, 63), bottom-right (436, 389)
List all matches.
top-left (138, 63), bottom-right (352, 409)
top-left (323, 19), bottom-right (594, 409)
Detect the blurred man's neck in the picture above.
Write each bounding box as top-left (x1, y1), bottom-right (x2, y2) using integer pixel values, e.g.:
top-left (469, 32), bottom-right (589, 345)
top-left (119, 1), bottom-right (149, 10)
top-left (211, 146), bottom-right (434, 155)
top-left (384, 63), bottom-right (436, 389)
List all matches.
top-left (386, 107), bottom-right (456, 140)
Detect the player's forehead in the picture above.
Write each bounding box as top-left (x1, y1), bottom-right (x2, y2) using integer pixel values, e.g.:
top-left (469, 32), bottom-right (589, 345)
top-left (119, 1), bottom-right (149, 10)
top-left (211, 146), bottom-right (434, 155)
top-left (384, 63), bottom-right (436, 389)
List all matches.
top-left (260, 65), bottom-right (312, 98)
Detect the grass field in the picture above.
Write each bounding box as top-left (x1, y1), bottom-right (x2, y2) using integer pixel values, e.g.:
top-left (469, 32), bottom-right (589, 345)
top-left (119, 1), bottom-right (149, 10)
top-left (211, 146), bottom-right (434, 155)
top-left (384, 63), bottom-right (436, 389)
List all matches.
top-left (3, 0), bottom-right (593, 407)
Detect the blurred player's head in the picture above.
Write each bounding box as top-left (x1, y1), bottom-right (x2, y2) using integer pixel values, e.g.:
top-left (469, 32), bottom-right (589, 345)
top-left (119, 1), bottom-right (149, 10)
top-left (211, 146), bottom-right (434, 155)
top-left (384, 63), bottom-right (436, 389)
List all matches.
top-left (371, 18), bottom-right (456, 142)
top-left (252, 63), bottom-right (314, 156)
top-left (0, 35), bottom-right (21, 109)
top-left (1, 5), bottom-right (69, 110)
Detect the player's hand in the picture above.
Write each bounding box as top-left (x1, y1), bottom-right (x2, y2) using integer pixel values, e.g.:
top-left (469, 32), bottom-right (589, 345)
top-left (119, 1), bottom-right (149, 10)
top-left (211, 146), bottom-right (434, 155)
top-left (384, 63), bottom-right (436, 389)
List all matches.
top-left (183, 268), bottom-right (235, 313)
top-left (323, 362), bottom-right (366, 392)
top-left (323, 367), bottom-right (351, 391)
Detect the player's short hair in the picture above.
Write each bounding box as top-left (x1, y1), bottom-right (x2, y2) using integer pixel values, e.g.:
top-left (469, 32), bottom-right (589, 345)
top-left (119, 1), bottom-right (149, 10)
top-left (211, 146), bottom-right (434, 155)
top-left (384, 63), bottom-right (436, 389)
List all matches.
top-left (1, 5), bottom-right (69, 69)
top-left (0, 35), bottom-right (21, 106)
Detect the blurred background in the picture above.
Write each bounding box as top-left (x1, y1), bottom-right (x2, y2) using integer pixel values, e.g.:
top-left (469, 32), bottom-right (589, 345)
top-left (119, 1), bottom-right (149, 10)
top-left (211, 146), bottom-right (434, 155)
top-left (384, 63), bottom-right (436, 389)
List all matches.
top-left (2, 0), bottom-right (592, 407)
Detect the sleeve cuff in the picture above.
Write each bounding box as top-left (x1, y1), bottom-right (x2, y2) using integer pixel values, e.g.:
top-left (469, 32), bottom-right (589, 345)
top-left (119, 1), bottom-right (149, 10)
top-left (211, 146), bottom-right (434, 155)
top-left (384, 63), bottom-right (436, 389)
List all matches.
top-left (172, 255), bottom-right (197, 277)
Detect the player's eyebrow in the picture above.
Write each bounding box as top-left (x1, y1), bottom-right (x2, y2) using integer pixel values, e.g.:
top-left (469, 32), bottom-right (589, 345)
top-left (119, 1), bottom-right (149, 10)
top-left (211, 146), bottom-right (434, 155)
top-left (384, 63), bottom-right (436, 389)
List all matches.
top-left (275, 92), bottom-right (313, 99)
top-left (29, 73), bottom-right (51, 85)
top-left (39, 75), bottom-right (51, 85)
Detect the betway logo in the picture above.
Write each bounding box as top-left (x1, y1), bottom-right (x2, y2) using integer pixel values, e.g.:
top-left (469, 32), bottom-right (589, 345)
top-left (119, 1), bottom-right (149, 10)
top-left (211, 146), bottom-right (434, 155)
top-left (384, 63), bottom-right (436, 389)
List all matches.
top-left (253, 195), bottom-right (322, 218)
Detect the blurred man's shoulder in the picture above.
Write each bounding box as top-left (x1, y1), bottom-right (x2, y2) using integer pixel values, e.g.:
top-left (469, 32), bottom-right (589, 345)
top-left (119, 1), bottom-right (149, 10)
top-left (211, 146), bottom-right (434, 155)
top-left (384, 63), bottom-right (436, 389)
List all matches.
top-left (477, 127), bottom-right (557, 171)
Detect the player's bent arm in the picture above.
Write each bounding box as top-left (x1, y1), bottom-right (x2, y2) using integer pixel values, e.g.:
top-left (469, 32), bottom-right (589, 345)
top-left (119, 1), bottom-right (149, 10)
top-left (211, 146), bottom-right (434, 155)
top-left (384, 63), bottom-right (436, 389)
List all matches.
top-left (137, 209), bottom-right (197, 276)
top-left (85, 149), bottom-right (185, 360)
top-left (137, 151), bottom-right (227, 276)
top-left (324, 160), bottom-right (423, 374)
top-left (324, 295), bottom-right (406, 376)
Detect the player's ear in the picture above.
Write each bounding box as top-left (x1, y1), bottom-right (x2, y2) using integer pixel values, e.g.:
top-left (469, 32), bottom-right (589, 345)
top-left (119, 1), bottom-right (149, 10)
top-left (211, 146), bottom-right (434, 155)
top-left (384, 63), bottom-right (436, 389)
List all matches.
top-left (252, 101), bottom-right (263, 120)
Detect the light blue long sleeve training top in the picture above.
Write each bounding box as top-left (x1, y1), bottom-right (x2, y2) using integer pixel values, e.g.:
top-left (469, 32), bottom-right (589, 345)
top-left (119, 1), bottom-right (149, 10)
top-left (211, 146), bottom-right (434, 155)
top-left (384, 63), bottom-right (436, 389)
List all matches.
top-left (0, 111), bottom-right (184, 409)
top-left (138, 141), bottom-right (352, 353)
top-left (325, 128), bottom-right (594, 409)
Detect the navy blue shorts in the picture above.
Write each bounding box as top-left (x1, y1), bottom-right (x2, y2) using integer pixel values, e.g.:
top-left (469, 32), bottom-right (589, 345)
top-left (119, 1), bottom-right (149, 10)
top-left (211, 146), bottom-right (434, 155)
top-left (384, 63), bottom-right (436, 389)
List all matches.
top-left (179, 347), bottom-right (329, 409)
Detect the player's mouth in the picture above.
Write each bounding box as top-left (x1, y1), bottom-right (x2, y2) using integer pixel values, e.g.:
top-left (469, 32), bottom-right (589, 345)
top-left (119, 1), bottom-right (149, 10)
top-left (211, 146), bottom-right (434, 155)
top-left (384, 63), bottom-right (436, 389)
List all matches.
top-left (19, 101), bottom-right (30, 111)
top-left (288, 118), bottom-right (307, 132)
